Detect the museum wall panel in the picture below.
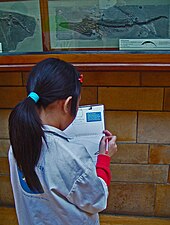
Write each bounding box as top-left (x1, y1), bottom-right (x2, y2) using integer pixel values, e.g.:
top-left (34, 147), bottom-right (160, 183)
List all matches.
top-left (0, 0), bottom-right (170, 223)
top-left (0, 59), bottom-right (170, 219)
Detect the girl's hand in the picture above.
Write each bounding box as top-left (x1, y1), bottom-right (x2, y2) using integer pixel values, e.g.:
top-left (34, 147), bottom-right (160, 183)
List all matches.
top-left (99, 130), bottom-right (117, 157)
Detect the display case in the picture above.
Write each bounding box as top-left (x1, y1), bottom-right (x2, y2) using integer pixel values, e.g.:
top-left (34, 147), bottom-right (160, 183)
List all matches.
top-left (0, 0), bottom-right (42, 53)
top-left (0, 0), bottom-right (170, 53)
top-left (48, 0), bottom-right (170, 51)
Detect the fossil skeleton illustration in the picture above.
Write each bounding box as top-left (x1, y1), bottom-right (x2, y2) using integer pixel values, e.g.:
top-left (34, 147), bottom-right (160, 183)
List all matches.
top-left (58, 5), bottom-right (169, 40)
top-left (0, 10), bottom-right (36, 51)
top-left (59, 15), bottom-right (168, 38)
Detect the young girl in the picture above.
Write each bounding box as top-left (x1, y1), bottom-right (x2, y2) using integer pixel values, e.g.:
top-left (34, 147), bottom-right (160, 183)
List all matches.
top-left (8, 58), bottom-right (117, 225)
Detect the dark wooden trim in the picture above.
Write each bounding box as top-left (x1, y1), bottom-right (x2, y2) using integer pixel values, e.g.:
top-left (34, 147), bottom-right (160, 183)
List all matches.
top-left (0, 53), bottom-right (170, 71)
top-left (0, 63), bottom-right (170, 72)
top-left (39, 0), bottom-right (51, 51)
top-left (0, 53), bottom-right (170, 63)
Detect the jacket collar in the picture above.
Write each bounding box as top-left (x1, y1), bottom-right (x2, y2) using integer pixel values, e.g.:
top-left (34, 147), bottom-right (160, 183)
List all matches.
top-left (43, 125), bottom-right (71, 141)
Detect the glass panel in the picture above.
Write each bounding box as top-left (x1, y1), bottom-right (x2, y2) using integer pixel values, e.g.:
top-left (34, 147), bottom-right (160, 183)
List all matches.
top-left (0, 0), bottom-right (42, 53)
top-left (48, 0), bottom-right (170, 51)
top-left (1, 0), bottom-right (170, 54)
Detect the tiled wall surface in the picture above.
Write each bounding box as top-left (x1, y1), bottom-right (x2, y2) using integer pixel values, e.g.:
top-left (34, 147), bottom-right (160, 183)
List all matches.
top-left (0, 69), bottom-right (170, 218)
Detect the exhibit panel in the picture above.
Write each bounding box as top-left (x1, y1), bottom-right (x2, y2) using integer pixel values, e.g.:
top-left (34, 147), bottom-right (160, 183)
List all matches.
top-left (0, 0), bottom-right (170, 53)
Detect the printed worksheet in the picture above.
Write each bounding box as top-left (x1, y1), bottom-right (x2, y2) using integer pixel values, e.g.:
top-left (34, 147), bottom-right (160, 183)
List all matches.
top-left (64, 104), bottom-right (105, 163)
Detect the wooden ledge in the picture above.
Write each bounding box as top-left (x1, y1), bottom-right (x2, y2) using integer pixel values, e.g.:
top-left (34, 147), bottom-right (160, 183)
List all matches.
top-left (99, 214), bottom-right (170, 225)
top-left (0, 207), bottom-right (170, 225)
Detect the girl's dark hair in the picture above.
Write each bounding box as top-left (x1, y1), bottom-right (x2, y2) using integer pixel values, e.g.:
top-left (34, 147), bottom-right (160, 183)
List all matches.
top-left (9, 58), bottom-right (81, 192)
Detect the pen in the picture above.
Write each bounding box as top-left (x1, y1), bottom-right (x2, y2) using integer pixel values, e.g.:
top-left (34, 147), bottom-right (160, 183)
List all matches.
top-left (105, 138), bottom-right (109, 154)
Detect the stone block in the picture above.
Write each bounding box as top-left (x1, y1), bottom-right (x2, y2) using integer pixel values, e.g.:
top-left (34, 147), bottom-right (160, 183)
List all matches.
top-left (22, 71), bottom-right (30, 86)
top-left (105, 111), bottom-right (137, 142)
top-left (141, 71), bottom-right (170, 86)
top-left (0, 140), bottom-right (10, 157)
top-left (0, 110), bottom-right (11, 139)
top-left (83, 71), bottom-right (140, 86)
top-left (0, 87), bottom-right (26, 108)
top-left (98, 87), bottom-right (163, 110)
top-left (112, 144), bottom-right (148, 164)
top-left (80, 87), bottom-right (97, 105)
top-left (0, 72), bottom-right (22, 86)
top-left (168, 169), bottom-right (170, 183)
top-left (105, 183), bottom-right (155, 216)
top-left (164, 88), bottom-right (170, 111)
top-left (110, 164), bottom-right (168, 183)
top-left (155, 184), bottom-right (170, 217)
top-left (138, 112), bottom-right (170, 143)
top-left (149, 145), bottom-right (170, 164)
top-left (0, 176), bottom-right (14, 206)
top-left (0, 158), bottom-right (9, 175)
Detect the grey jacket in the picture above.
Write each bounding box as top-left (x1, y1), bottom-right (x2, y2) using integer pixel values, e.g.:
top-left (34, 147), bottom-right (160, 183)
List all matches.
top-left (8, 125), bottom-right (108, 225)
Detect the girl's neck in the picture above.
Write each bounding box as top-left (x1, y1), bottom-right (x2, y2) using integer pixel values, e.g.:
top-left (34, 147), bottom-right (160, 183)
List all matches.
top-left (38, 99), bottom-right (74, 130)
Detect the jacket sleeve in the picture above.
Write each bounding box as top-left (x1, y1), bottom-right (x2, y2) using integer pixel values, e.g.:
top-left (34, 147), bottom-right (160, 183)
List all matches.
top-left (66, 158), bottom-right (109, 214)
top-left (96, 154), bottom-right (111, 186)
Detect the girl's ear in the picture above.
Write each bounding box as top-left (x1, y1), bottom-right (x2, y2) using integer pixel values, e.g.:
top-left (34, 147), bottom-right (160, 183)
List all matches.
top-left (63, 96), bottom-right (72, 113)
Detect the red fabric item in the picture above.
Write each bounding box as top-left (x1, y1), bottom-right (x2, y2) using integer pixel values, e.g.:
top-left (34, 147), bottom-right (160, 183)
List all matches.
top-left (96, 154), bottom-right (111, 186)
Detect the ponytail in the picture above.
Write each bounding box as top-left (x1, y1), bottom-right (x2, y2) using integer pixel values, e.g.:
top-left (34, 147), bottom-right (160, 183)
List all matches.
top-left (9, 97), bottom-right (44, 192)
top-left (8, 58), bottom-right (81, 192)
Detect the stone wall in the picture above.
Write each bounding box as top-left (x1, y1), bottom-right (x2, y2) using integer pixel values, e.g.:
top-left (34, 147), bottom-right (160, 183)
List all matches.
top-left (0, 69), bottom-right (170, 218)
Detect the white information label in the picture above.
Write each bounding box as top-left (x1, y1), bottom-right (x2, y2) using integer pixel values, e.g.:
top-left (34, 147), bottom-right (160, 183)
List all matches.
top-left (119, 39), bottom-right (170, 50)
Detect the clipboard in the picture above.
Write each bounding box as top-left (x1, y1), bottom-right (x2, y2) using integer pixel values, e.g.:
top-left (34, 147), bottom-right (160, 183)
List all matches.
top-left (64, 104), bottom-right (105, 163)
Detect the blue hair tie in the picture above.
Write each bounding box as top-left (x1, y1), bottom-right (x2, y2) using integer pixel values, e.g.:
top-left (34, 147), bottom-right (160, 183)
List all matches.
top-left (28, 92), bottom-right (39, 103)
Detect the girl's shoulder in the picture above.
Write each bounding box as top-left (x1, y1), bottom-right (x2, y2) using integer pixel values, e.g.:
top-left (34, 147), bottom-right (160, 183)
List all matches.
top-left (42, 125), bottom-right (90, 159)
